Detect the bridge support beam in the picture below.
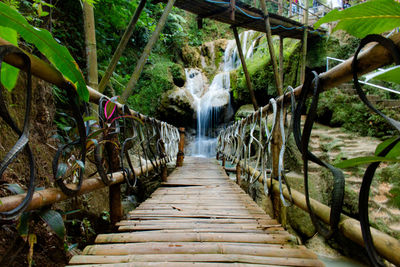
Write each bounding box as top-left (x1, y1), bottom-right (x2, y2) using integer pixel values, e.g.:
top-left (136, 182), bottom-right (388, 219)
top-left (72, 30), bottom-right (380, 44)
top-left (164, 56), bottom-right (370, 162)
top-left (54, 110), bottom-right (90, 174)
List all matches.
top-left (232, 26), bottom-right (258, 110)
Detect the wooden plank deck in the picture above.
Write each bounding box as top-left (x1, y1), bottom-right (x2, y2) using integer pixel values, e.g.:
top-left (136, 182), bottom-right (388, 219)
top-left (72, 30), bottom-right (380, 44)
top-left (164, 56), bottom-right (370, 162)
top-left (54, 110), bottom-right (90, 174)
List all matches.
top-left (68, 157), bottom-right (324, 266)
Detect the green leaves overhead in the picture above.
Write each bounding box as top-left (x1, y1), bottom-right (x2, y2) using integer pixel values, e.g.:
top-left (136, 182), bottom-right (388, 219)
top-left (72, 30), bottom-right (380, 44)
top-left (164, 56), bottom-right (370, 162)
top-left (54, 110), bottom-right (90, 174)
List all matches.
top-left (0, 2), bottom-right (89, 102)
top-left (314, 0), bottom-right (400, 38)
top-left (0, 26), bottom-right (19, 91)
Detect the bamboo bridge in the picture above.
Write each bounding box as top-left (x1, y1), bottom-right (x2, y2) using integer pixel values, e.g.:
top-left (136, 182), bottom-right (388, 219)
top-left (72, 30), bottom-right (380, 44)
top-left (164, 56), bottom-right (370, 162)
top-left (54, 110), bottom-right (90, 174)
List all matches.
top-left (1, 0), bottom-right (400, 266)
top-left (67, 157), bottom-right (323, 266)
top-left (154, 0), bottom-right (324, 39)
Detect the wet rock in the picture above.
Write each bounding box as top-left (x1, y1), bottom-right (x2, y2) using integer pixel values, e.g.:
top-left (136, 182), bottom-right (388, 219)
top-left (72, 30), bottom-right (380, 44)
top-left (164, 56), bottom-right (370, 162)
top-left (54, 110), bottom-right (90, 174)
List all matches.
top-left (234, 104), bottom-right (255, 120)
top-left (169, 64), bottom-right (186, 87)
top-left (158, 86), bottom-right (195, 127)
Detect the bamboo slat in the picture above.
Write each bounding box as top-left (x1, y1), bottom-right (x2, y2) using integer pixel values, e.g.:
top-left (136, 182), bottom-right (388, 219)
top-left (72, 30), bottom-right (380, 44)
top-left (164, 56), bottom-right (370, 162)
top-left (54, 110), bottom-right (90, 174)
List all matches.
top-left (68, 157), bottom-right (322, 266)
top-left (69, 254), bottom-right (323, 266)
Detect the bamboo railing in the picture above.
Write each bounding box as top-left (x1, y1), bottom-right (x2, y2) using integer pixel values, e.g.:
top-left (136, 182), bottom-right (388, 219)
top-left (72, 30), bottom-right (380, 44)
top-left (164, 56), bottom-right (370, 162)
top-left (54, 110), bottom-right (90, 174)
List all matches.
top-left (217, 32), bottom-right (400, 266)
top-left (0, 38), bottom-right (182, 222)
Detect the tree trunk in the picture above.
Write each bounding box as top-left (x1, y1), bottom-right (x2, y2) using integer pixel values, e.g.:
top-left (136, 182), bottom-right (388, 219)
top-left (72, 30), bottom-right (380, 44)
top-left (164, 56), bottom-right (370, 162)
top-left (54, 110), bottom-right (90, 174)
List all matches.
top-left (83, 1), bottom-right (98, 89)
top-left (121, 0), bottom-right (176, 103)
top-left (98, 0), bottom-right (146, 93)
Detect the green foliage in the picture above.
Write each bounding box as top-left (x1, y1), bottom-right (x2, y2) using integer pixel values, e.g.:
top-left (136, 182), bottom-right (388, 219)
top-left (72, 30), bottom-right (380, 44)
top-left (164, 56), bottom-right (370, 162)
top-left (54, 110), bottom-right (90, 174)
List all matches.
top-left (314, 0), bottom-right (400, 38)
top-left (0, 2), bottom-right (88, 101)
top-left (127, 55), bottom-right (175, 115)
top-left (38, 209), bottom-right (66, 239)
top-left (0, 25), bottom-right (19, 91)
top-left (316, 88), bottom-right (399, 137)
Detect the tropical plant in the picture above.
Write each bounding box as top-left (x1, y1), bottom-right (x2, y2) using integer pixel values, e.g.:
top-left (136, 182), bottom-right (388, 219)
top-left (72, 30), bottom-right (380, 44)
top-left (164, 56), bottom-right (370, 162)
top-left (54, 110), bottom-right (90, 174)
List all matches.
top-left (0, 2), bottom-right (89, 101)
top-left (314, 0), bottom-right (400, 85)
top-left (4, 184), bottom-right (65, 267)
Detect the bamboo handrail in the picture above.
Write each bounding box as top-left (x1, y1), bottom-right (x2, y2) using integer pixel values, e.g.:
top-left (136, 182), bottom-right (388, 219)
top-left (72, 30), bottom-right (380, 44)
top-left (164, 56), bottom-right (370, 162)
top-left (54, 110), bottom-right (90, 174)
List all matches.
top-left (233, 32), bottom-right (400, 125)
top-left (0, 38), bottom-right (179, 213)
top-left (225, 157), bottom-right (400, 266)
top-left (0, 159), bottom-right (167, 213)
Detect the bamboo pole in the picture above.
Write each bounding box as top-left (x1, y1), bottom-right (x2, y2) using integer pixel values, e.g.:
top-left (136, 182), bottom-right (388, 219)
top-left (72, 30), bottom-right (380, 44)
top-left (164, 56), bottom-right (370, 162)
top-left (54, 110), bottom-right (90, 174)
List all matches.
top-left (94, 232), bottom-right (292, 244)
top-left (225, 158), bottom-right (400, 266)
top-left (230, 0), bottom-right (236, 21)
top-left (259, 0), bottom-right (283, 96)
top-left (279, 37), bottom-right (284, 83)
top-left (176, 127), bottom-right (185, 167)
top-left (107, 132), bottom-right (123, 224)
top-left (83, 1), bottom-right (99, 89)
top-left (300, 0), bottom-right (309, 83)
top-left (80, 242), bottom-right (318, 258)
top-left (232, 26), bottom-right (258, 110)
top-left (121, 0), bottom-right (176, 103)
top-left (0, 159), bottom-right (165, 213)
top-left (98, 0), bottom-right (146, 93)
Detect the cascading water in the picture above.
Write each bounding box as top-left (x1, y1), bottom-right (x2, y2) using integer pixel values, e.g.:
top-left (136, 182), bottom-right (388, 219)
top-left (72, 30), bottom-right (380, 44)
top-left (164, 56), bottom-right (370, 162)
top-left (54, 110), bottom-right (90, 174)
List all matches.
top-left (186, 31), bottom-right (259, 157)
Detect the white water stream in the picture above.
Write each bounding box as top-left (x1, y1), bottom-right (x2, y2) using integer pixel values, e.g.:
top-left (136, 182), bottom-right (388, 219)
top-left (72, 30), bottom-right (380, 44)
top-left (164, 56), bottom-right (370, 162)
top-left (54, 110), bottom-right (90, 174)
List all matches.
top-left (186, 31), bottom-right (259, 157)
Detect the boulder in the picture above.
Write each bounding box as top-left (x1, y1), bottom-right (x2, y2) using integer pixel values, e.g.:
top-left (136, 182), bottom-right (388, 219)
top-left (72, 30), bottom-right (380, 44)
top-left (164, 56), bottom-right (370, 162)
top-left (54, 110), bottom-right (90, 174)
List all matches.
top-left (158, 86), bottom-right (194, 127)
top-left (234, 104), bottom-right (255, 120)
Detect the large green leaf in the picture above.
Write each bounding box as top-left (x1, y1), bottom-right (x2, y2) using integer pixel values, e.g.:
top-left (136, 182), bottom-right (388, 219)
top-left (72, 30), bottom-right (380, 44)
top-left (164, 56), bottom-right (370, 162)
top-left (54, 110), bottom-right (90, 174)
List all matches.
top-left (39, 209), bottom-right (65, 239)
top-left (366, 65), bottom-right (400, 84)
top-left (314, 0), bottom-right (400, 38)
top-left (0, 3), bottom-right (89, 102)
top-left (0, 25), bottom-right (19, 91)
top-left (335, 156), bottom-right (400, 168)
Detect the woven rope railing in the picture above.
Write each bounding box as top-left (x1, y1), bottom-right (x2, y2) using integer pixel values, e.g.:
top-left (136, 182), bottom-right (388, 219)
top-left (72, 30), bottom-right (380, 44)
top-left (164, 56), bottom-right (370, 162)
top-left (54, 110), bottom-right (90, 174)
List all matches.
top-left (0, 41), bottom-right (180, 222)
top-left (217, 34), bottom-right (400, 266)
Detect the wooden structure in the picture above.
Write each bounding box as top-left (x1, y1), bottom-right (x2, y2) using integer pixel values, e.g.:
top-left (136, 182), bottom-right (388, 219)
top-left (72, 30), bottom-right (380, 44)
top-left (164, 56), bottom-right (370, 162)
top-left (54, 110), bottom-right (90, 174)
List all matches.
top-left (68, 157), bottom-right (323, 266)
top-left (154, 0), bottom-right (323, 39)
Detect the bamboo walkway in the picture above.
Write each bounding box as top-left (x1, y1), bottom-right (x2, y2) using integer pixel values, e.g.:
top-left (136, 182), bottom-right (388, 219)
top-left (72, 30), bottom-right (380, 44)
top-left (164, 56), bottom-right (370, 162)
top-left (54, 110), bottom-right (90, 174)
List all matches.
top-left (68, 157), bottom-right (324, 266)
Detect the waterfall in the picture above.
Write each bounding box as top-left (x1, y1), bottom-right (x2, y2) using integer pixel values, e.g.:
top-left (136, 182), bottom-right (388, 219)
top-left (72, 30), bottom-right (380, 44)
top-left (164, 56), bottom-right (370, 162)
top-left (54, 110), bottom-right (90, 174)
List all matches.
top-left (186, 31), bottom-right (258, 157)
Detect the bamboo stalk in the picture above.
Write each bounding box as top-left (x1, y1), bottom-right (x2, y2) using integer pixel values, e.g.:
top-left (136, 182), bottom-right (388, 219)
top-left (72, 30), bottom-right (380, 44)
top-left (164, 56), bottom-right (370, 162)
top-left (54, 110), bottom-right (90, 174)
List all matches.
top-left (98, 0), bottom-right (146, 93)
top-left (94, 232), bottom-right (292, 244)
top-left (121, 0), bottom-right (176, 102)
top-left (232, 26), bottom-right (258, 110)
top-left (69, 253), bottom-right (322, 265)
top-left (80, 242), bottom-right (315, 257)
top-left (82, 1), bottom-right (99, 89)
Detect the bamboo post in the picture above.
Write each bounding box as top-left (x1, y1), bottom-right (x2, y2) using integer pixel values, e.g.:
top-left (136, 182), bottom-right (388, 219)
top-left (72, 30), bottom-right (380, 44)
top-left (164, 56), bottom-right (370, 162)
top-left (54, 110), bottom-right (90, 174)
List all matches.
top-left (106, 128), bottom-right (123, 225)
top-left (121, 0), bottom-right (176, 102)
top-left (160, 140), bottom-right (168, 182)
top-left (230, 0), bottom-right (236, 20)
top-left (300, 0), bottom-right (309, 83)
top-left (98, 0), bottom-right (146, 93)
top-left (279, 37), bottom-right (284, 84)
top-left (236, 164), bottom-right (241, 185)
top-left (232, 26), bottom-right (259, 110)
top-left (259, 0), bottom-right (283, 96)
top-left (83, 1), bottom-right (98, 89)
top-left (176, 127), bottom-right (185, 167)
